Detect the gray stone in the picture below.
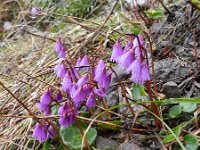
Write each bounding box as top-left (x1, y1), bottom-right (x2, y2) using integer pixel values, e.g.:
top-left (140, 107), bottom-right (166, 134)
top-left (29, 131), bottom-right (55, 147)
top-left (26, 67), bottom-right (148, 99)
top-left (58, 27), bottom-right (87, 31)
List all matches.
top-left (163, 81), bottom-right (181, 98)
top-left (107, 65), bottom-right (130, 94)
top-left (117, 142), bottom-right (146, 150)
top-left (111, 65), bottom-right (129, 84)
top-left (96, 136), bottom-right (120, 150)
top-left (154, 58), bottom-right (194, 83)
top-left (106, 91), bottom-right (119, 107)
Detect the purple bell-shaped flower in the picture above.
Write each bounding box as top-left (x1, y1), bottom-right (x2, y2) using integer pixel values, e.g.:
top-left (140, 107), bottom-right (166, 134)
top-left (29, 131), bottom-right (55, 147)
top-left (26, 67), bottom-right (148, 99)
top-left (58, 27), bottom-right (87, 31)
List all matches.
top-left (33, 123), bottom-right (48, 142)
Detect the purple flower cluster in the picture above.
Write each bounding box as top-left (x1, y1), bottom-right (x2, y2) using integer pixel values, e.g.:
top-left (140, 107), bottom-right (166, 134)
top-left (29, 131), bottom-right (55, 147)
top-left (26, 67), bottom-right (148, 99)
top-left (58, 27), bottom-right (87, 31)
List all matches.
top-left (38, 89), bottom-right (52, 115)
top-left (110, 35), bottom-right (150, 84)
top-left (33, 38), bottom-right (112, 142)
top-left (54, 39), bottom-right (66, 58)
top-left (54, 58), bottom-right (111, 109)
top-left (33, 123), bottom-right (56, 142)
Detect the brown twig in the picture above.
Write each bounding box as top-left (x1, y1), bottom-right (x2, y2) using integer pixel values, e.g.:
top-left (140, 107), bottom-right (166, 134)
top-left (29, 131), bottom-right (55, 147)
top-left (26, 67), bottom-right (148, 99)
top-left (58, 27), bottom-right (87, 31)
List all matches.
top-left (109, 66), bottom-right (135, 118)
top-left (75, 0), bottom-right (120, 56)
top-left (193, 29), bottom-right (199, 76)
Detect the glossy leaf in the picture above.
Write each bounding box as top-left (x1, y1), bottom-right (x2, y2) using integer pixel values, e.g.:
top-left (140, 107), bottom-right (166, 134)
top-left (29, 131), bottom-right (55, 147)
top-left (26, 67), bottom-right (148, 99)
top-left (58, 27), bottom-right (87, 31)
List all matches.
top-left (179, 102), bottom-right (197, 113)
top-left (184, 134), bottom-right (198, 150)
top-left (132, 83), bottom-right (148, 100)
top-left (60, 123), bottom-right (97, 149)
top-left (169, 105), bottom-right (182, 118)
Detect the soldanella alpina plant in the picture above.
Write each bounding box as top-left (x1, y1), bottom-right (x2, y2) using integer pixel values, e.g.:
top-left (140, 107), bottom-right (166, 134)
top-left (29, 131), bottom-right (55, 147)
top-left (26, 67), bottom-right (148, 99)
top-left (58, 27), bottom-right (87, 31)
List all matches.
top-left (33, 34), bottom-right (162, 145)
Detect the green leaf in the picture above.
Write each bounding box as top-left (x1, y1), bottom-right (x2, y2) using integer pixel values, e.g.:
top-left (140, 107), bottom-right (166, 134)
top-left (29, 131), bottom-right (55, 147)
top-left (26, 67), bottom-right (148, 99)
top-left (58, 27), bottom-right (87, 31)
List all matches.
top-left (179, 102), bottom-right (197, 113)
top-left (132, 83), bottom-right (148, 100)
top-left (184, 134), bottom-right (199, 150)
top-left (169, 105), bottom-right (182, 118)
top-left (60, 123), bottom-right (97, 150)
top-left (163, 126), bottom-right (181, 143)
top-left (132, 27), bottom-right (142, 35)
top-left (97, 120), bottom-right (122, 131)
top-left (41, 140), bottom-right (50, 150)
top-left (158, 98), bottom-right (200, 106)
top-left (145, 8), bottom-right (164, 19)
top-left (51, 104), bottom-right (59, 115)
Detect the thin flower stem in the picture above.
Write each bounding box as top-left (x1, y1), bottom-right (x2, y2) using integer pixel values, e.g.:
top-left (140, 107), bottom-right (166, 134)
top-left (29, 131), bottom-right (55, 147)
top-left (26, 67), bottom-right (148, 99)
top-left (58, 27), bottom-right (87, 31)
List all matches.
top-left (145, 81), bottom-right (163, 128)
top-left (144, 32), bottom-right (158, 94)
top-left (193, 29), bottom-right (199, 74)
top-left (109, 66), bottom-right (135, 118)
top-left (102, 98), bottom-right (111, 118)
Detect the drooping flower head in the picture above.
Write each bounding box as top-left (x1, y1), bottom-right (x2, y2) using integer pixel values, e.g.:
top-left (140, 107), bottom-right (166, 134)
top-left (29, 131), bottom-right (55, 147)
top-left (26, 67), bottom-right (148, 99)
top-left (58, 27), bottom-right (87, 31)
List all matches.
top-left (72, 87), bottom-right (87, 107)
top-left (94, 67), bottom-right (107, 84)
top-left (62, 75), bottom-right (72, 93)
top-left (58, 48), bottom-right (66, 58)
top-left (94, 88), bottom-right (106, 98)
top-left (54, 38), bottom-right (63, 52)
top-left (39, 89), bottom-right (52, 105)
top-left (86, 93), bottom-right (96, 108)
top-left (38, 103), bottom-right (51, 115)
top-left (124, 40), bottom-right (132, 51)
top-left (33, 123), bottom-right (48, 142)
top-left (117, 51), bottom-right (134, 68)
top-left (54, 91), bottom-right (63, 102)
top-left (47, 125), bottom-right (56, 139)
top-left (110, 41), bottom-right (123, 62)
top-left (58, 102), bottom-right (77, 128)
top-left (76, 74), bottom-right (89, 87)
top-left (54, 63), bottom-right (67, 78)
top-left (95, 60), bottom-right (106, 76)
top-left (79, 55), bottom-right (90, 70)
top-left (30, 7), bottom-right (41, 15)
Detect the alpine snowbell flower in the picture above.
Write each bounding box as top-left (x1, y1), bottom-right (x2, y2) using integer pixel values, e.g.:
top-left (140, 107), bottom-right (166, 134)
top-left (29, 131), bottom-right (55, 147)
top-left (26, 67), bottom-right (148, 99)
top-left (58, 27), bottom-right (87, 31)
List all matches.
top-left (47, 125), bottom-right (56, 139)
top-left (54, 38), bottom-right (63, 52)
top-left (58, 103), bottom-right (76, 128)
top-left (76, 74), bottom-right (89, 87)
top-left (40, 90), bottom-right (52, 105)
top-left (110, 35), bottom-right (150, 85)
top-left (94, 67), bottom-right (107, 84)
top-left (79, 55), bottom-right (89, 70)
top-left (124, 40), bottom-right (132, 51)
top-left (30, 7), bottom-right (41, 15)
top-left (94, 88), bottom-right (106, 98)
top-left (62, 75), bottom-right (72, 93)
top-left (58, 48), bottom-right (66, 58)
top-left (110, 41), bottom-right (123, 62)
top-left (95, 60), bottom-right (106, 76)
top-left (72, 87), bottom-right (86, 107)
top-left (54, 63), bottom-right (66, 78)
top-left (86, 93), bottom-right (96, 108)
top-left (33, 123), bottom-right (48, 142)
top-left (38, 103), bottom-right (51, 115)
top-left (54, 91), bottom-right (63, 102)
top-left (117, 51), bottom-right (134, 68)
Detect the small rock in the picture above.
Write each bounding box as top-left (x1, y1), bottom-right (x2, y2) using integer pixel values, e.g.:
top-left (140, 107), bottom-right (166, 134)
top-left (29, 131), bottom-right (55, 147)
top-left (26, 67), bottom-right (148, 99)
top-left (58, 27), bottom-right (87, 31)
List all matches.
top-left (3, 21), bottom-right (12, 30)
top-left (154, 58), bottom-right (194, 83)
top-left (107, 65), bottom-right (130, 94)
top-left (106, 91), bottom-right (119, 107)
top-left (117, 142), bottom-right (147, 150)
top-left (163, 81), bottom-right (181, 98)
top-left (96, 136), bottom-right (120, 150)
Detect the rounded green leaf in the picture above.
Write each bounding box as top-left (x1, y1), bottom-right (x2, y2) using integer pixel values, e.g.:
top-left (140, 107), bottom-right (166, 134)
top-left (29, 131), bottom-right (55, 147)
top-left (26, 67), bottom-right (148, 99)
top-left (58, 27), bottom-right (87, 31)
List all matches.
top-left (169, 105), bottom-right (182, 118)
top-left (184, 134), bottom-right (199, 150)
top-left (60, 123), bottom-right (97, 150)
top-left (179, 102), bottom-right (197, 113)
